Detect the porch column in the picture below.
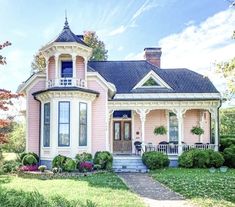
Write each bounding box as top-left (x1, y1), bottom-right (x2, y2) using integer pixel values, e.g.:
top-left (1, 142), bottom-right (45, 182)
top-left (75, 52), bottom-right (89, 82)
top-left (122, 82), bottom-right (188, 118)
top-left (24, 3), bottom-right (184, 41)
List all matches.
top-left (174, 108), bottom-right (186, 155)
top-left (54, 53), bottom-right (59, 86)
top-left (72, 54), bottom-right (77, 79)
top-left (211, 108), bottom-right (219, 151)
top-left (136, 109), bottom-right (150, 145)
top-left (106, 110), bottom-right (114, 152)
top-left (45, 57), bottom-right (49, 88)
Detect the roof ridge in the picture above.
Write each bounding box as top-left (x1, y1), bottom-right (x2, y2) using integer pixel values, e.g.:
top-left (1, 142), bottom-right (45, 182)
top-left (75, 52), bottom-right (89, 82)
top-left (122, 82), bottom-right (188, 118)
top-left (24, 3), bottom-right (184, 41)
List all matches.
top-left (88, 60), bottom-right (147, 62)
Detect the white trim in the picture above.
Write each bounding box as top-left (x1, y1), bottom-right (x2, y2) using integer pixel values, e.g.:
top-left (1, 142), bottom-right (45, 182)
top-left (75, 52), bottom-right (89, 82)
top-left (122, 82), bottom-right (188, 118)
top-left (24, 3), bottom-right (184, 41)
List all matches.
top-left (18, 73), bottom-right (46, 94)
top-left (133, 70), bottom-right (171, 89)
top-left (113, 93), bottom-right (221, 100)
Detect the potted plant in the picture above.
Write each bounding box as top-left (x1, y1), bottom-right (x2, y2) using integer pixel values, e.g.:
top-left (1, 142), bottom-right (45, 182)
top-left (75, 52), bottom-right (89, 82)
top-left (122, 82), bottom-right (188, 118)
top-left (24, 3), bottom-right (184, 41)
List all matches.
top-left (154, 126), bottom-right (167, 136)
top-left (191, 126), bottom-right (204, 142)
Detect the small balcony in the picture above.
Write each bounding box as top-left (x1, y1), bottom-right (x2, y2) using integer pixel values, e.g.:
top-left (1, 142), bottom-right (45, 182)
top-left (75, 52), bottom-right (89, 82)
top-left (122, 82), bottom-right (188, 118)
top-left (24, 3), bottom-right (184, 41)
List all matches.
top-left (47, 78), bottom-right (86, 88)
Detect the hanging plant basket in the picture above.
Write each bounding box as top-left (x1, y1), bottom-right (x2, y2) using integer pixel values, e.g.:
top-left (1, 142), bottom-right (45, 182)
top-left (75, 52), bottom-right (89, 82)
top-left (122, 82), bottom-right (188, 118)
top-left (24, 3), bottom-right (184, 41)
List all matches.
top-left (154, 126), bottom-right (167, 136)
top-left (191, 126), bottom-right (204, 136)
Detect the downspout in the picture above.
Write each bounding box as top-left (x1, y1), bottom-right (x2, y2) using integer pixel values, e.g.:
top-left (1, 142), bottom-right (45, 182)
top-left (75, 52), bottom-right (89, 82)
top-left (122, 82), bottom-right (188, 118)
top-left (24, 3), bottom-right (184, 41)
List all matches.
top-left (217, 99), bottom-right (222, 150)
top-left (33, 95), bottom-right (42, 164)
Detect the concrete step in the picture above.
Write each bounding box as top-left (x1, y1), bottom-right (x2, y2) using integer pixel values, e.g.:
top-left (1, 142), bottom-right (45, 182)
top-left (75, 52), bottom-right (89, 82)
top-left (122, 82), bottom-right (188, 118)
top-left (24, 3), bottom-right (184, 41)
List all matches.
top-left (113, 168), bottom-right (148, 173)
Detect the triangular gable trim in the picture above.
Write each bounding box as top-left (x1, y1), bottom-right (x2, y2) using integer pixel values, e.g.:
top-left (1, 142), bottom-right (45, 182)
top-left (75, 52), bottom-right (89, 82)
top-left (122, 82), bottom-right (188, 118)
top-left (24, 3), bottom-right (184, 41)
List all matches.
top-left (133, 70), bottom-right (171, 89)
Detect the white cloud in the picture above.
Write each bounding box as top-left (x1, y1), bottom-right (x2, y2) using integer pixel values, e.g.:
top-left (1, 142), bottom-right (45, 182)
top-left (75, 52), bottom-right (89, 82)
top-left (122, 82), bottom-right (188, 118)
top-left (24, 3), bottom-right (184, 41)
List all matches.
top-left (109, 25), bottom-right (126, 36)
top-left (125, 9), bottom-right (235, 93)
top-left (117, 46), bottom-right (124, 51)
top-left (109, 0), bottom-right (158, 36)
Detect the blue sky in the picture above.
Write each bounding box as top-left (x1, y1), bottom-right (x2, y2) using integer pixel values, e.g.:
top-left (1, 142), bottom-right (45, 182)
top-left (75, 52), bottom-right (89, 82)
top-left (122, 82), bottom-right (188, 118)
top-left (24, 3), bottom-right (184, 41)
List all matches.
top-left (0, 0), bottom-right (234, 93)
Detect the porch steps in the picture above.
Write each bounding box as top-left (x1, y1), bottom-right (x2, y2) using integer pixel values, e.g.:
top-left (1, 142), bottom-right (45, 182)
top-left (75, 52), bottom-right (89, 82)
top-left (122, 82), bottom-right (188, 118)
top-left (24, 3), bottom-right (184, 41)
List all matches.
top-left (112, 155), bottom-right (148, 173)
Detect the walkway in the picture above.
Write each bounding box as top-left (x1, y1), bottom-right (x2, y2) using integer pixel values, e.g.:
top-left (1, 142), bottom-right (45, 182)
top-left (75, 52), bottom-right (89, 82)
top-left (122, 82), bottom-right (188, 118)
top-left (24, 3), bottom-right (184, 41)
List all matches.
top-left (118, 173), bottom-right (194, 207)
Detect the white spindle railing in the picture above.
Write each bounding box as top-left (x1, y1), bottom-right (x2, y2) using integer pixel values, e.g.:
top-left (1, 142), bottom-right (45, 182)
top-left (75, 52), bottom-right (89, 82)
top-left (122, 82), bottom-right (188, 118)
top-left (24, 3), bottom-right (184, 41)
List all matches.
top-left (47, 78), bottom-right (86, 88)
top-left (144, 143), bottom-right (216, 155)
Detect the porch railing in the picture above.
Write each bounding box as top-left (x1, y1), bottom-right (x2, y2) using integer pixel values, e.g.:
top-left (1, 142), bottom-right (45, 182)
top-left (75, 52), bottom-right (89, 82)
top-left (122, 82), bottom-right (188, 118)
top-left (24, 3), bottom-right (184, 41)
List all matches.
top-left (144, 144), bottom-right (216, 155)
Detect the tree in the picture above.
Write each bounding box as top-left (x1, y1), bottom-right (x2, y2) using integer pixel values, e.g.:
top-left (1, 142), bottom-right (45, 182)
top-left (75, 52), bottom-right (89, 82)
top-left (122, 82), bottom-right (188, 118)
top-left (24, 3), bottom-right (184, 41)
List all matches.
top-left (216, 57), bottom-right (235, 95)
top-left (220, 107), bottom-right (235, 136)
top-left (2, 122), bottom-right (25, 153)
top-left (0, 41), bottom-right (11, 65)
top-left (83, 31), bottom-right (108, 61)
top-left (31, 52), bottom-right (46, 74)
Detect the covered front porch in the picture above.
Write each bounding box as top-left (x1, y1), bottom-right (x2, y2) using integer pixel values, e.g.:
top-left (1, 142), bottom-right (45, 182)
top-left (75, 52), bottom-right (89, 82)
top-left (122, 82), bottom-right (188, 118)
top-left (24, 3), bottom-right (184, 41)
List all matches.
top-left (107, 100), bottom-right (220, 156)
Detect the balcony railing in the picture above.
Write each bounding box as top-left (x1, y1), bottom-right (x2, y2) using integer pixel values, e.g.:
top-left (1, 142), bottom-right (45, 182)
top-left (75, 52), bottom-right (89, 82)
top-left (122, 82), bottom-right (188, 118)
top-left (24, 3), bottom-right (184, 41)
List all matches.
top-left (47, 78), bottom-right (86, 88)
top-left (144, 143), bottom-right (216, 155)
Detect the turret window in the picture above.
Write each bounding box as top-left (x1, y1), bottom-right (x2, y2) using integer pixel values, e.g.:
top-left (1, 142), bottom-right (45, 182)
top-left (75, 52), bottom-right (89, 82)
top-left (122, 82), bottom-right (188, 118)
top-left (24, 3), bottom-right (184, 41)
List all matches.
top-left (61, 61), bottom-right (73, 78)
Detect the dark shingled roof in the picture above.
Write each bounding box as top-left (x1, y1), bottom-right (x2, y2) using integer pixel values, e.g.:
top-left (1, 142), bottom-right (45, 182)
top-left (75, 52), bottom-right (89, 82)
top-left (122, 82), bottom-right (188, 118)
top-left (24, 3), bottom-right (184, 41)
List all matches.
top-left (88, 60), bottom-right (219, 94)
top-left (54, 18), bottom-right (88, 46)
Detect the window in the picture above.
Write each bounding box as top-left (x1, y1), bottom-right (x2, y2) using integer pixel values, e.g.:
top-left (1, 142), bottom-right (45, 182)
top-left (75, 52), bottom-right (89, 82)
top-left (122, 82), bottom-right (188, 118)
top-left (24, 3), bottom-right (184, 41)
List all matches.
top-left (43, 103), bottom-right (50, 147)
top-left (58, 102), bottom-right (70, 146)
top-left (113, 121), bottom-right (121, 140)
top-left (169, 112), bottom-right (178, 142)
top-left (79, 102), bottom-right (87, 146)
top-left (61, 61), bottom-right (73, 78)
top-left (142, 77), bottom-right (160, 87)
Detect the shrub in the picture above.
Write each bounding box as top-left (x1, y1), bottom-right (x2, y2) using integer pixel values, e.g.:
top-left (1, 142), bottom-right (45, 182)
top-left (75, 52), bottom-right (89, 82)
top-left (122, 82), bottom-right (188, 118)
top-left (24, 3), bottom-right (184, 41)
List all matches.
top-left (191, 126), bottom-right (204, 136)
top-left (142, 151), bottom-right (169, 170)
top-left (38, 165), bottom-right (47, 172)
top-left (94, 151), bottom-right (113, 170)
top-left (223, 145), bottom-right (235, 168)
top-left (179, 149), bottom-right (224, 168)
top-left (93, 164), bottom-right (102, 171)
top-left (22, 154), bottom-right (38, 166)
top-left (220, 137), bottom-right (235, 151)
top-left (63, 158), bottom-right (76, 172)
top-left (207, 149), bottom-right (224, 168)
top-left (52, 167), bottom-right (58, 174)
top-left (75, 152), bottom-right (92, 168)
top-left (19, 165), bottom-right (38, 171)
top-left (1, 160), bottom-right (21, 173)
top-left (20, 152), bottom-right (39, 162)
top-left (52, 155), bottom-right (67, 169)
top-left (79, 161), bottom-right (93, 172)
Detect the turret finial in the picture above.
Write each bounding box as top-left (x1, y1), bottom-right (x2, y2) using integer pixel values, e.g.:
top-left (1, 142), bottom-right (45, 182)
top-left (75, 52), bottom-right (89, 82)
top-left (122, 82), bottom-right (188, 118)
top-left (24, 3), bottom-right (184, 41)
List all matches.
top-left (64, 10), bottom-right (69, 29)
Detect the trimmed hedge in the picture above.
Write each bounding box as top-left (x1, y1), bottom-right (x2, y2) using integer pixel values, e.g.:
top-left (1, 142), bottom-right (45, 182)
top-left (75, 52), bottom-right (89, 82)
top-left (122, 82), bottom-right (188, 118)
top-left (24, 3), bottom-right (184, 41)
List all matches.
top-left (142, 151), bottom-right (169, 170)
top-left (93, 151), bottom-right (113, 170)
top-left (223, 145), bottom-right (235, 168)
top-left (20, 152), bottom-right (39, 163)
top-left (220, 137), bottom-right (235, 151)
top-left (179, 149), bottom-right (224, 168)
top-left (63, 158), bottom-right (76, 172)
top-left (52, 155), bottom-right (77, 172)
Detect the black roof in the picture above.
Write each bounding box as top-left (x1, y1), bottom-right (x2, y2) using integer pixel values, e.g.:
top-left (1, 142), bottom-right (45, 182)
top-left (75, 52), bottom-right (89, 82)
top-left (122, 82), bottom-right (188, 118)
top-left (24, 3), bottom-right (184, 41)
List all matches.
top-left (54, 18), bottom-right (88, 46)
top-left (88, 60), bottom-right (219, 94)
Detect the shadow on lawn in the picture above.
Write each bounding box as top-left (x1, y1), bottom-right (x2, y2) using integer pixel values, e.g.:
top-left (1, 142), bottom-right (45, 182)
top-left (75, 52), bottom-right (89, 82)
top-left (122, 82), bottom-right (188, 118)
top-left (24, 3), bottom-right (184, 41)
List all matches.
top-left (16, 171), bottom-right (129, 191)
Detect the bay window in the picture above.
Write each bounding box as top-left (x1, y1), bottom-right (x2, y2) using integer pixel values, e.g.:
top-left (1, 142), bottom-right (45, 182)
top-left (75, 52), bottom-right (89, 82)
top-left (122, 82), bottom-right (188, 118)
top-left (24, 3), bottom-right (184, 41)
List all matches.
top-left (79, 102), bottom-right (87, 146)
top-left (43, 103), bottom-right (50, 147)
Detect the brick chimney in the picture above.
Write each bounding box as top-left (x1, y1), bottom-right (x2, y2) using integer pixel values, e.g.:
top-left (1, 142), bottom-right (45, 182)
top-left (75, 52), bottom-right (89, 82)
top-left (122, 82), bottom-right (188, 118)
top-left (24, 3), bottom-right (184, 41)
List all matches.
top-left (144, 47), bottom-right (162, 68)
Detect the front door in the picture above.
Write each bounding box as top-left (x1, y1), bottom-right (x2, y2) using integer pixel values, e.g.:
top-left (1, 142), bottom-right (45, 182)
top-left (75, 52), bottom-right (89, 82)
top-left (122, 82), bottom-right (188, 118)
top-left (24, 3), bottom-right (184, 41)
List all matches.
top-left (113, 121), bottom-right (132, 154)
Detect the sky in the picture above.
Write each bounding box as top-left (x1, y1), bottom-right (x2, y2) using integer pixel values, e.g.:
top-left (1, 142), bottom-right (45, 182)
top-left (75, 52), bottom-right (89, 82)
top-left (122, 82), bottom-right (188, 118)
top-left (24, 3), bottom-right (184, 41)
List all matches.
top-left (0, 0), bottom-right (234, 99)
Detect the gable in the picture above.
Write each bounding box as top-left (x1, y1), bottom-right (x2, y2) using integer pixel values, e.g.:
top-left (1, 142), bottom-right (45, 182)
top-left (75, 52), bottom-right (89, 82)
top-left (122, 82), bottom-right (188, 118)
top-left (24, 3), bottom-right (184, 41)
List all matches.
top-left (133, 70), bottom-right (171, 90)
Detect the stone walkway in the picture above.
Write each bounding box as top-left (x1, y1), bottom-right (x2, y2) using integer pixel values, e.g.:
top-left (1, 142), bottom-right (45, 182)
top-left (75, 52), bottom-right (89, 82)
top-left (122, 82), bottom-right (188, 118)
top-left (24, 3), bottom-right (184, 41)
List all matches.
top-left (118, 173), bottom-right (194, 207)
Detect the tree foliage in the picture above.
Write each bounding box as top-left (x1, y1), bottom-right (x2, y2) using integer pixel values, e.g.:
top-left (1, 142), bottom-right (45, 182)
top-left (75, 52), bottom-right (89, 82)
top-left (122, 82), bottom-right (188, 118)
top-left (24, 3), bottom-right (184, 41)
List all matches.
top-left (0, 41), bottom-right (11, 65)
top-left (0, 89), bottom-right (20, 144)
top-left (2, 122), bottom-right (25, 153)
top-left (216, 57), bottom-right (235, 94)
top-left (220, 107), bottom-right (235, 136)
top-left (83, 31), bottom-right (108, 61)
top-left (31, 52), bottom-right (46, 74)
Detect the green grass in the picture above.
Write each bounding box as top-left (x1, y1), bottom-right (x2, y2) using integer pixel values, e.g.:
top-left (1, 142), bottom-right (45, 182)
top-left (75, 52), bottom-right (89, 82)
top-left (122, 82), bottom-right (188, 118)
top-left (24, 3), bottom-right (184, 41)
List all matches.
top-left (151, 168), bottom-right (235, 207)
top-left (0, 172), bottom-right (145, 207)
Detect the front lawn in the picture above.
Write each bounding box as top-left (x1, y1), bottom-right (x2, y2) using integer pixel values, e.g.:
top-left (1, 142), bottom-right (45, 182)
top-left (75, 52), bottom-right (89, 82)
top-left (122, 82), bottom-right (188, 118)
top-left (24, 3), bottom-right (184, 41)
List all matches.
top-left (0, 172), bottom-right (145, 207)
top-left (151, 168), bottom-right (235, 207)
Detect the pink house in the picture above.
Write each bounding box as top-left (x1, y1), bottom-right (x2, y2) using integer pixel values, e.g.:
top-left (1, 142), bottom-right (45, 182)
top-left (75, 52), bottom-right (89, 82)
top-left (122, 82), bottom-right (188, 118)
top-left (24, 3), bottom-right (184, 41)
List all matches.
top-left (18, 19), bottom-right (221, 169)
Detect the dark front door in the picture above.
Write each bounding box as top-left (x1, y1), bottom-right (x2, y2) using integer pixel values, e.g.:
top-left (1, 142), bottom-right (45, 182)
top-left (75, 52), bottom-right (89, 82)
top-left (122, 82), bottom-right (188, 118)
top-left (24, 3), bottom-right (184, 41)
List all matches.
top-left (113, 121), bottom-right (132, 154)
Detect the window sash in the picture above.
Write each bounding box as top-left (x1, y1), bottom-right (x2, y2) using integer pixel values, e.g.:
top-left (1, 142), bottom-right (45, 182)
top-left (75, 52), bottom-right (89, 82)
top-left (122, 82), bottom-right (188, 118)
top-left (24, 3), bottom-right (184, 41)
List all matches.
top-left (61, 61), bottom-right (73, 78)
top-left (79, 102), bottom-right (87, 146)
top-left (58, 102), bottom-right (70, 146)
top-left (43, 103), bottom-right (50, 147)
